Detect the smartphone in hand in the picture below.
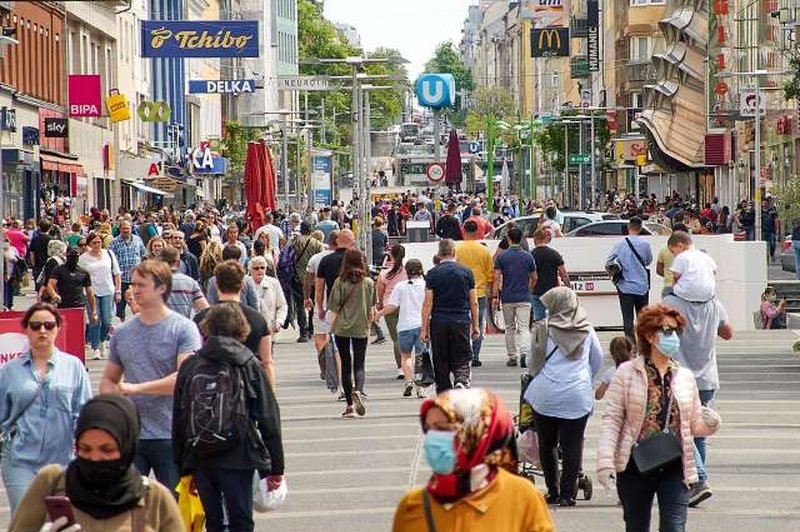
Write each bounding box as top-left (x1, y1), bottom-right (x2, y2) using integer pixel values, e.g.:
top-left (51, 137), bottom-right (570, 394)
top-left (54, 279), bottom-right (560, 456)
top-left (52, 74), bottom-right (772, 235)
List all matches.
top-left (44, 496), bottom-right (76, 527)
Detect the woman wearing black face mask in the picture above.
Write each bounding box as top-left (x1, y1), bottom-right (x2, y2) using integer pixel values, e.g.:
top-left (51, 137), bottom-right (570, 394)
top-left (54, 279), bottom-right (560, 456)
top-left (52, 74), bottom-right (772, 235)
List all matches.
top-left (45, 248), bottom-right (96, 320)
top-left (9, 394), bottom-right (182, 531)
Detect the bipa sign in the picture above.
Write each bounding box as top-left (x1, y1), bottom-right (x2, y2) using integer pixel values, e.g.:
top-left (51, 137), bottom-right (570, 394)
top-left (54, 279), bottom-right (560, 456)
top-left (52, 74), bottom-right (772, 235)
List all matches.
top-left (415, 73), bottom-right (456, 109)
top-left (68, 75), bottom-right (102, 117)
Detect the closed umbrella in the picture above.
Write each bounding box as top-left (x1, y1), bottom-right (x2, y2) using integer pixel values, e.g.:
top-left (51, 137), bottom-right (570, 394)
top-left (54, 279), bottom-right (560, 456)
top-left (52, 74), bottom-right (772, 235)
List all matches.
top-left (261, 140), bottom-right (277, 213)
top-left (244, 141), bottom-right (264, 233)
top-left (445, 129), bottom-right (462, 190)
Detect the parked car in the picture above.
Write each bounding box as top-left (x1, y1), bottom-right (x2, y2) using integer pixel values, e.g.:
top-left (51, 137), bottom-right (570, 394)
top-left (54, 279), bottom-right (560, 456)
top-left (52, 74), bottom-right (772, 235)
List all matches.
top-left (565, 220), bottom-right (672, 237)
top-left (493, 211), bottom-right (610, 239)
top-left (780, 235), bottom-right (795, 273)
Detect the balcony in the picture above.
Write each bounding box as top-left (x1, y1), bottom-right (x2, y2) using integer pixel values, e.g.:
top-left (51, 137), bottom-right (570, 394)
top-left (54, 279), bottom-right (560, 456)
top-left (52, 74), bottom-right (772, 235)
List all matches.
top-left (570, 17), bottom-right (589, 38)
top-left (570, 56), bottom-right (590, 78)
top-left (628, 61), bottom-right (657, 83)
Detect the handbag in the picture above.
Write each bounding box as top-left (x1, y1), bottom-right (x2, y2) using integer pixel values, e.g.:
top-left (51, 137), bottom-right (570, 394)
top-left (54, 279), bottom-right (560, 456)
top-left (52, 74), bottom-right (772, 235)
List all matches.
top-left (631, 391), bottom-right (682, 475)
top-left (0, 384), bottom-right (42, 461)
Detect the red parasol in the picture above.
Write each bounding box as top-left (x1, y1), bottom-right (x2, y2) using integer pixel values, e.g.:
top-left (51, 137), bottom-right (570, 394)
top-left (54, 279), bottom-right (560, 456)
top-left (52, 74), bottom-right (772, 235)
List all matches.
top-left (244, 141), bottom-right (264, 233)
top-left (445, 129), bottom-right (462, 188)
top-left (261, 141), bottom-right (277, 213)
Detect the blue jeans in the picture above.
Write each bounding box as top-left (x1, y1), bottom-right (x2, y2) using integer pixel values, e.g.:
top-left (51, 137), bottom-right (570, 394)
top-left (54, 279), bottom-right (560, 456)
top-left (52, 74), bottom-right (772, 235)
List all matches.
top-left (531, 295), bottom-right (547, 321)
top-left (472, 296), bottom-right (487, 361)
top-left (694, 389), bottom-right (715, 482)
top-left (134, 439), bottom-right (180, 497)
top-left (87, 294), bottom-right (114, 349)
top-left (617, 458), bottom-right (688, 532)
top-left (793, 241), bottom-right (800, 280)
top-left (1, 460), bottom-right (37, 511)
top-left (195, 467), bottom-right (255, 532)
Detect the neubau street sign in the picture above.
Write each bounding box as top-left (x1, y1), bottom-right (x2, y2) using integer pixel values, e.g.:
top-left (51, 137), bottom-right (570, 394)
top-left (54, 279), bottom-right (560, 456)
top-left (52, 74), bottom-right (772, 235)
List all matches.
top-left (274, 76), bottom-right (340, 91)
top-left (188, 79), bottom-right (256, 94)
top-left (569, 154), bottom-right (590, 165)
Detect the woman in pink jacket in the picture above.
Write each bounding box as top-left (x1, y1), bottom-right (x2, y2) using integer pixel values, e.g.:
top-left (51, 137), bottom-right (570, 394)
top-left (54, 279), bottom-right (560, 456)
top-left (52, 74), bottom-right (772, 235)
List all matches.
top-left (596, 304), bottom-right (721, 532)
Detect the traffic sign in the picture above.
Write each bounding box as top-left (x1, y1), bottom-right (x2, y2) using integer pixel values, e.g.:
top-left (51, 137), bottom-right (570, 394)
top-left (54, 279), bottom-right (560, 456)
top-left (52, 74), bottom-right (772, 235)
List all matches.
top-left (468, 142), bottom-right (480, 154)
top-left (569, 154), bottom-right (590, 165)
top-left (415, 74), bottom-right (456, 109)
top-left (740, 90), bottom-right (766, 117)
top-left (426, 163), bottom-right (445, 182)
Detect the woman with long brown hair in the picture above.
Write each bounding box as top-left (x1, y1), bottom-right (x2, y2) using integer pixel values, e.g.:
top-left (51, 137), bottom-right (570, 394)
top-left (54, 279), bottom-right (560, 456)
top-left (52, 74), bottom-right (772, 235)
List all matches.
top-left (375, 244), bottom-right (407, 378)
top-left (327, 249), bottom-right (376, 418)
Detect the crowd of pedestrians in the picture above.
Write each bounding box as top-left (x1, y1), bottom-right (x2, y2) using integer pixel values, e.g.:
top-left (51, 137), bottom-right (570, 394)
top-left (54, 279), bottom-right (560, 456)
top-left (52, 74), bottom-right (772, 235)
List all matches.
top-left (0, 189), bottom-right (745, 531)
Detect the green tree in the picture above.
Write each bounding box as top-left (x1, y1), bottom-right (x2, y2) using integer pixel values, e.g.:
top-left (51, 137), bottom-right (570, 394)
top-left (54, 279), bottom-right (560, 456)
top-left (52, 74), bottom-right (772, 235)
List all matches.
top-left (424, 41), bottom-right (474, 124)
top-left (465, 87), bottom-right (518, 139)
top-left (221, 120), bottom-right (263, 175)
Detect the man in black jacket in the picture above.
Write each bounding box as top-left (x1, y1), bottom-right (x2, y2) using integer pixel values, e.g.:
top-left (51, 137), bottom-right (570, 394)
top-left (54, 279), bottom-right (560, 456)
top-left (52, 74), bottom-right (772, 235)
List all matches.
top-left (435, 202), bottom-right (463, 240)
top-left (174, 302), bottom-right (284, 531)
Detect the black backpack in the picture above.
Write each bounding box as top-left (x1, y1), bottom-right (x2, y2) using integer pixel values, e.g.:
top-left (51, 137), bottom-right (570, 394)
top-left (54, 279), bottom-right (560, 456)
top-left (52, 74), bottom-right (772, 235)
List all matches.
top-left (183, 358), bottom-right (250, 458)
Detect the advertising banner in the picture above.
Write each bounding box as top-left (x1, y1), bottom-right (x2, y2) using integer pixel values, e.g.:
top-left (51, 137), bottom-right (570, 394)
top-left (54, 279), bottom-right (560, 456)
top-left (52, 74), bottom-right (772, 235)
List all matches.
top-left (311, 152), bottom-right (332, 209)
top-left (587, 0), bottom-right (600, 72)
top-left (106, 90), bottom-right (131, 122)
top-left (68, 75), bottom-right (102, 117)
top-left (530, 28), bottom-right (570, 58)
top-left (141, 20), bottom-right (259, 58)
top-left (533, 0), bottom-right (565, 29)
top-left (0, 308), bottom-right (86, 368)
top-left (188, 79), bottom-right (256, 94)
top-left (44, 118), bottom-right (68, 138)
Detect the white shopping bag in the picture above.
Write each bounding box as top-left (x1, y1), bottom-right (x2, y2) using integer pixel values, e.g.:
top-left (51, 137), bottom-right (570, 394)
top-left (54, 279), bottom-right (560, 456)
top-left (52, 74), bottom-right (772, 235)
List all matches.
top-left (253, 473), bottom-right (288, 513)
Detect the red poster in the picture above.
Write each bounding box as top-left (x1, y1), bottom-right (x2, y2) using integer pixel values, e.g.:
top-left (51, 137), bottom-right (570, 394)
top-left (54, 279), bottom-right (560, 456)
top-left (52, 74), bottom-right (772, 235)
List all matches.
top-left (0, 308), bottom-right (86, 367)
top-left (68, 75), bottom-right (102, 117)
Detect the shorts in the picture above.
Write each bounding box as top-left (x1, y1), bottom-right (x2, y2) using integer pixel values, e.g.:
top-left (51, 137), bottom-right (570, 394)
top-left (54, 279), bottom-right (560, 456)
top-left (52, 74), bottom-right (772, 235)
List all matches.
top-left (397, 327), bottom-right (423, 354)
top-left (313, 311), bottom-right (331, 335)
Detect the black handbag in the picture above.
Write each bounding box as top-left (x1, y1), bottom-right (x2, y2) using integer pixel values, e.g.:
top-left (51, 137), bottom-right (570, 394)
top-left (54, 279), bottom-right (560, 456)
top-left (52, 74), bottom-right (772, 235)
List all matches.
top-left (631, 391), bottom-right (682, 475)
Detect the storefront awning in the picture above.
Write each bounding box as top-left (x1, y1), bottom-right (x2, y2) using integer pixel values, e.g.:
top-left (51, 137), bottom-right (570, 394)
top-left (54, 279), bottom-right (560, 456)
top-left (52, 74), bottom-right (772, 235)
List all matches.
top-left (130, 181), bottom-right (169, 196)
top-left (41, 152), bottom-right (83, 174)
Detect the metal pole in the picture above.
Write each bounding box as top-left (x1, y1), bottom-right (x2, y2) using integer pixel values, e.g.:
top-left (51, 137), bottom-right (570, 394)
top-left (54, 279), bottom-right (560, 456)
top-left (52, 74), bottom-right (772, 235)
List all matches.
top-left (590, 114), bottom-right (596, 209)
top-left (578, 121), bottom-right (583, 209)
top-left (486, 115), bottom-right (495, 213)
top-left (635, 165), bottom-right (640, 205)
top-left (282, 126), bottom-right (288, 207)
top-left (351, 66), bottom-right (360, 235)
top-left (563, 123), bottom-right (568, 206)
top-left (433, 109), bottom-right (440, 162)
top-left (364, 89), bottom-right (372, 264)
top-left (530, 115), bottom-right (536, 204)
top-left (321, 98), bottom-right (326, 144)
top-left (518, 129), bottom-right (524, 199)
top-left (754, 83), bottom-right (762, 241)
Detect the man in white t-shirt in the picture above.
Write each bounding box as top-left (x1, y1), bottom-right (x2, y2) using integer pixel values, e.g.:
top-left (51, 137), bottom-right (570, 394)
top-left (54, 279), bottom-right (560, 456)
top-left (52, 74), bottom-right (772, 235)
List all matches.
top-left (254, 212), bottom-right (284, 251)
top-left (668, 231), bottom-right (716, 302)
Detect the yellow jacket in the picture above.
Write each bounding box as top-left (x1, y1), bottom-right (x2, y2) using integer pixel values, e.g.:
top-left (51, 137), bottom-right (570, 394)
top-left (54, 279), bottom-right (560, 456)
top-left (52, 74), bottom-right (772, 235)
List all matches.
top-left (392, 469), bottom-right (554, 532)
top-left (456, 240), bottom-right (494, 298)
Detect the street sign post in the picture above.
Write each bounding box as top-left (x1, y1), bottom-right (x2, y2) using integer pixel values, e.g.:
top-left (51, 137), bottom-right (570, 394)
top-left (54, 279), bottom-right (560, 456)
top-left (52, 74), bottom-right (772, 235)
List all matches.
top-left (274, 76), bottom-right (341, 91)
top-left (569, 154), bottom-right (590, 165)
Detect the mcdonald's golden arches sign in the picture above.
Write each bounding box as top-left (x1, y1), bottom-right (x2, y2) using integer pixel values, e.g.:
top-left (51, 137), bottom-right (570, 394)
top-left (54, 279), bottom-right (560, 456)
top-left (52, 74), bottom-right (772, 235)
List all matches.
top-left (530, 27), bottom-right (570, 57)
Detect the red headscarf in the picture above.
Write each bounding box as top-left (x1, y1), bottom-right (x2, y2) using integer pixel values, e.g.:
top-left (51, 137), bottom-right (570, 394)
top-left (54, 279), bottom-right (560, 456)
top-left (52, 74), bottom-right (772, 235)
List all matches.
top-left (419, 388), bottom-right (517, 502)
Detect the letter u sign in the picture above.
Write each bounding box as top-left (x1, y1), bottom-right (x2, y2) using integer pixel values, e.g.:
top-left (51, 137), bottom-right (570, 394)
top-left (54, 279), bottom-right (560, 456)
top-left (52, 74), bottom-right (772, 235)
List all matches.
top-left (137, 101), bottom-right (172, 123)
top-left (415, 74), bottom-right (456, 110)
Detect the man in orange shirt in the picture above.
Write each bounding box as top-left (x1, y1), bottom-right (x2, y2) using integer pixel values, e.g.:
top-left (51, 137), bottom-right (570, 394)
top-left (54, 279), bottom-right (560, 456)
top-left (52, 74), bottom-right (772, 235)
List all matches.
top-left (462, 206), bottom-right (494, 240)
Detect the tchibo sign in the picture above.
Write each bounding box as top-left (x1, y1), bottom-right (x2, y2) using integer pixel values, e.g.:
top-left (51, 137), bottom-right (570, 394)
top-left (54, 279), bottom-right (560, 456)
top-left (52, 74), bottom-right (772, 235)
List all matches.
top-left (188, 79), bottom-right (256, 94)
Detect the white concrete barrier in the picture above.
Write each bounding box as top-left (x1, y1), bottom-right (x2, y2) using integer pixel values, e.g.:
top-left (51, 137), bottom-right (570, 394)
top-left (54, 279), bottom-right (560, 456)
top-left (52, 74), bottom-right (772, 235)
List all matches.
top-left (401, 234), bottom-right (766, 331)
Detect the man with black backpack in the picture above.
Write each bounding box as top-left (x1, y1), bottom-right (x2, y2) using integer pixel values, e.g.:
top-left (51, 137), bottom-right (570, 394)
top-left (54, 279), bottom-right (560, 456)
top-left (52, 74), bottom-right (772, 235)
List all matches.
top-left (174, 302), bottom-right (284, 532)
top-left (289, 222), bottom-right (323, 342)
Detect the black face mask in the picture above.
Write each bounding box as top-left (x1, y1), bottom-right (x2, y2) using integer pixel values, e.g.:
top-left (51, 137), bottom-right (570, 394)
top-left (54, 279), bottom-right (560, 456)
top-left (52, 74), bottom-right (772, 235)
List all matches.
top-left (73, 456), bottom-right (129, 489)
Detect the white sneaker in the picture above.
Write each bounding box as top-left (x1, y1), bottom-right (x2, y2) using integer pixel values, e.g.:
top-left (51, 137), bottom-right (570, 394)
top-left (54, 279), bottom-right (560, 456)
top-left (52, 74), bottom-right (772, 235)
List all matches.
top-left (99, 343), bottom-right (107, 359)
top-left (92, 349), bottom-right (101, 360)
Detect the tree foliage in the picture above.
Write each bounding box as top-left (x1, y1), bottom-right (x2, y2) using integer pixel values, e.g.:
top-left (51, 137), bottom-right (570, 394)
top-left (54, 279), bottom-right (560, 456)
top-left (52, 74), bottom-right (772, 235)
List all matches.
top-left (221, 120), bottom-right (263, 175)
top-left (774, 177), bottom-right (800, 224)
top-left (532, 111), bottom-right (611, 173)
top-left (424, 40), bottom-right (474, 125)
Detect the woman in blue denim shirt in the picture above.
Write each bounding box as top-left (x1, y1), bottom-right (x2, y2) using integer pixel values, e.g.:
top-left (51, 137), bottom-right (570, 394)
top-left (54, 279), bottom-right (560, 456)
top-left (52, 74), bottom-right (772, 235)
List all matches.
top-left (0, 302), bottom-right (92, 512)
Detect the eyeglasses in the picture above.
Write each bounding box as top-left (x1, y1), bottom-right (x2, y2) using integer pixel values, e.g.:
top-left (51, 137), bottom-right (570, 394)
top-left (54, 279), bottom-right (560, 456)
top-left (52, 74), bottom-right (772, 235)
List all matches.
top-left (661, 326), bottom-right (678, 336)
top-left (252, 266), bottom-right (266, 270)
top-left (28, 320), bottom-right (57, 331)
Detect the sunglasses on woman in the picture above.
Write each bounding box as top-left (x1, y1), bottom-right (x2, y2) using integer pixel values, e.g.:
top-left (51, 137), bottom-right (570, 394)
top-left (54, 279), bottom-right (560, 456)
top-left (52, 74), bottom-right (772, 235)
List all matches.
top-left (661, 325), bottom-right (679, 336)
top-left (28, 320), bottom-right (57, 331)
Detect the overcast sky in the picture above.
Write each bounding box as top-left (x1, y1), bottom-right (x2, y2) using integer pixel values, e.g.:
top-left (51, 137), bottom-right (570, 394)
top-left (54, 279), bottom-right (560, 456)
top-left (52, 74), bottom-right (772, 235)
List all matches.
top-left (323, 0), bottom-right (476, 80)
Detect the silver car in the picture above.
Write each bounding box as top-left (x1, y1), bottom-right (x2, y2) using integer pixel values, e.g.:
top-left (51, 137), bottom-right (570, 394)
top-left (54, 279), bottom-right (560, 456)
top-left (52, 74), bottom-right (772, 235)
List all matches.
top-left (565, 220), bottom-right (672, 237)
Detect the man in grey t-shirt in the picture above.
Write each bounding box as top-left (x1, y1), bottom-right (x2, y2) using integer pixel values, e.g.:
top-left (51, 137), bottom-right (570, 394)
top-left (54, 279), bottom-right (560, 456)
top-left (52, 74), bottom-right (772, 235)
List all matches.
top-left (663, 293), bottom-right (732, 506)
top-left (100, 259), bottom-right (202, 494)
top-left (160, 246), bottom-right (208, 318)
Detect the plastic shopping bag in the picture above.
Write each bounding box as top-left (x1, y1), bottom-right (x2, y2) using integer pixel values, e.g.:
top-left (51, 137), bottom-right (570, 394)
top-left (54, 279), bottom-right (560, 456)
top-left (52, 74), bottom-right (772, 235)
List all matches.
top-left (176, 475), bottom-right (205, 532)
top-left (414, 345), bottom-right (435, 387)
top-left (517, 429), bottom-right (540, 467)
top-left (253, 473), bottom-right (288, 512)
top-left (323, 340), bottom-right (339, 392)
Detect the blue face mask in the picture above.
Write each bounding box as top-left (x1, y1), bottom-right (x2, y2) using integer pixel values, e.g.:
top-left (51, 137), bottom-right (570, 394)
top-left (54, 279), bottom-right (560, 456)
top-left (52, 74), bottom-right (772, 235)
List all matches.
top-left (424, 430), bottom-right (457, 474)
top-left (658, 331), bottom-right (681, 358)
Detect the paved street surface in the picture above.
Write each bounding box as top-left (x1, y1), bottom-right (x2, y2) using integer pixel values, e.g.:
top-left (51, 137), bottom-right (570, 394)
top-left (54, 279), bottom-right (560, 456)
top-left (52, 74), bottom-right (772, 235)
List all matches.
top-left (0, 326), bottom-right (799, 531)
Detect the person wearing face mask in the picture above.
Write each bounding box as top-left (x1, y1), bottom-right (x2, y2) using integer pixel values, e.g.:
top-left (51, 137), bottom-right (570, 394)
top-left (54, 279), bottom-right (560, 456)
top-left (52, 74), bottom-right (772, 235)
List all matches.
top-left (759, 286), bottom-right (786, 329)
top-left (596, 305), bottom-right (722, 532)
top-left (392, 388), bottom-right (554, 532)
top-left (9, 394), bottom-right (182, 531)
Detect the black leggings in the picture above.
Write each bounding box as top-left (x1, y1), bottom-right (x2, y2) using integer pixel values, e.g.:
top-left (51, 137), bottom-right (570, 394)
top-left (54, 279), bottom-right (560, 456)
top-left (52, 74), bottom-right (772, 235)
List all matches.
top-left (333, 336), bottom-right (368, 406)
top-left (533, 411), bottom-right (590, 500)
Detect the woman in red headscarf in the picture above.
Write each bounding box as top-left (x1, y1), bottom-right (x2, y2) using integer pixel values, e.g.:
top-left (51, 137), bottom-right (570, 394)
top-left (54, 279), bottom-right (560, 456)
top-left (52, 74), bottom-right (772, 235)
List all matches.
top-left (392, 388), bottom-right (554, 532)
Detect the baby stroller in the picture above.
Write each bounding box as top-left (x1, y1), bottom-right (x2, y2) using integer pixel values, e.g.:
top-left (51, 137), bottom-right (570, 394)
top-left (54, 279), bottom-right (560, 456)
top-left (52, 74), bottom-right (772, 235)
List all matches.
top-left (516, 373), bottom-right (593, 501)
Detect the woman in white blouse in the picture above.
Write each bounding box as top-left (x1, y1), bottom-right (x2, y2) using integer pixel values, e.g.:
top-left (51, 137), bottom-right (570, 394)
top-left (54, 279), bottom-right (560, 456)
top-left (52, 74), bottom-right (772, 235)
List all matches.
top-left (78, 231), bottom-right (121, 360)
top-left (249, 256), bottom-right (287, 340)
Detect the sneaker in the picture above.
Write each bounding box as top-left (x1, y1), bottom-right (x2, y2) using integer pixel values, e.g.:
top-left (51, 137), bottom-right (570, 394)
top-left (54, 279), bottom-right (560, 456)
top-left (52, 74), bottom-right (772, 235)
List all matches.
top-left (396, 369), bottom-right (405, 380)
top-left (558, 497), bottom-right (576, 507)
top-left (341, 406), bottom-right (355, 418)
top-left (403, 382), bottom-right (414, 397)
top-left (471, 359), bottom-right (483, 367)
top-left (688, 481), bottom-right (712, 507)
top-left (506, 357), bottom-right (518, 367)
top-left (520, 357), bottom-right (527, 368)
top-left (545, 493), bottom-right (559, 505)
top-left (99, 342), bottom-right (107, 359)
top-left (358, 391), bottom-right (369, 400)
top-left (371, 337), bottom-right (387, 345)
top-left (352, 392), bottom-right (366, 416)
top-left (454, 382), bottom-right (467, 390)
top-left (336, 391), bottom-right (346, 402)
top-left (416, 385), bottom-right (427, 398)
top-left (91, 349), bottom-right (101, 360)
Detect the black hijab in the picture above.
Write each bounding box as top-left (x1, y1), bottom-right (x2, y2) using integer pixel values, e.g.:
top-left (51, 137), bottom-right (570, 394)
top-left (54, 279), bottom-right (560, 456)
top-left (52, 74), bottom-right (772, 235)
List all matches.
top-left (65, 394), bottom-right (145, 519)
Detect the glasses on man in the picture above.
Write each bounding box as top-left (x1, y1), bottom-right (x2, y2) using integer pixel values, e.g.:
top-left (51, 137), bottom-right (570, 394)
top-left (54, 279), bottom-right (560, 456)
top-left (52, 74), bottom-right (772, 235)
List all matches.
top-left (28, 320), bottom-right (57, 331)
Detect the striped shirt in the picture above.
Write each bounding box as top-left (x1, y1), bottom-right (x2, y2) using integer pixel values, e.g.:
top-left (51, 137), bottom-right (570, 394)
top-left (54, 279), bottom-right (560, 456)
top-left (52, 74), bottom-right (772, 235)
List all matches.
top-left (167, 271), bottom-right (204, 318)
top-left (109, 234), bottom-right (146, 283)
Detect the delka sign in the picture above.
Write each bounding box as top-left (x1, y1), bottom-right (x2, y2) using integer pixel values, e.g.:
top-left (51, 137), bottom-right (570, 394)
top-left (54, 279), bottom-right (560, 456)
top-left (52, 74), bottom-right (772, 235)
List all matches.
top-left (68, 75), bottom-right (102, 117)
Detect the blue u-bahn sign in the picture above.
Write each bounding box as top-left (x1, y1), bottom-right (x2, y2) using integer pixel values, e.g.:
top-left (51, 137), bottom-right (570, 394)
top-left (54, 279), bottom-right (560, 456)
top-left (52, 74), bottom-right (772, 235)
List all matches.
top-left (415, 73), bottom-right (456, 109)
